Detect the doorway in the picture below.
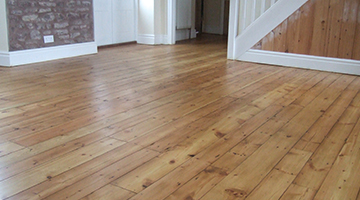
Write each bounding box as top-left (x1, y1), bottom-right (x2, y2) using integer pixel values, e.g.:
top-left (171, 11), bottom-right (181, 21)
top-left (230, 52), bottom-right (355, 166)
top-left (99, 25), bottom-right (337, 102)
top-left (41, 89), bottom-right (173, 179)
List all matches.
top-left (173, 0), bottom-right (230, 42)
top-left (195, 0), bottom-right (230, 36)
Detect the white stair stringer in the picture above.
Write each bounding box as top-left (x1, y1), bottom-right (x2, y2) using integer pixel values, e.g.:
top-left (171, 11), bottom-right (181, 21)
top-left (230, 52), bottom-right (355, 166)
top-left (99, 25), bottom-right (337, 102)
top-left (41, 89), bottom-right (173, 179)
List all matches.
top-left (233, 0), bottom-right (308, 59)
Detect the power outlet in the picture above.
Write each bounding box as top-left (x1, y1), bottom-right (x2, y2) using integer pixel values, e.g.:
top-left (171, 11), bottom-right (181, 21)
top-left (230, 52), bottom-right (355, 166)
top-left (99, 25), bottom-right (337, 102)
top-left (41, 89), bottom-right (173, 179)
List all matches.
top-left (43, 35), bottom-right (54, 43)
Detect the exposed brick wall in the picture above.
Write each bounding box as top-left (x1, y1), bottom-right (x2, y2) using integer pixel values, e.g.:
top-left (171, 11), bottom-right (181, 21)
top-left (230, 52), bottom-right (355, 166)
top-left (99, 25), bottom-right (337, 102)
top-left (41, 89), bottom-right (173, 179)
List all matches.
top-left (6, 0), bottom-right (94, 51)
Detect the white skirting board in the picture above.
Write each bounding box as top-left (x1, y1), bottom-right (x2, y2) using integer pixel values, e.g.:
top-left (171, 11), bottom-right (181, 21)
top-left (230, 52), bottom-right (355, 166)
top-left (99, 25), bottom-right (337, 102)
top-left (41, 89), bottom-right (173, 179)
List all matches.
top-left (155, 35), bottom-right (168, 45)
top-left (0, 51), bottom-right (10, 67)
top-left (0, 42), bottom-right (98, 67)
top-left (137, 34), bottom-right (169, 45)
top-left (238, 49), bottom-right (360, 76)
top-left (137, 34), bottom-right (156, 45)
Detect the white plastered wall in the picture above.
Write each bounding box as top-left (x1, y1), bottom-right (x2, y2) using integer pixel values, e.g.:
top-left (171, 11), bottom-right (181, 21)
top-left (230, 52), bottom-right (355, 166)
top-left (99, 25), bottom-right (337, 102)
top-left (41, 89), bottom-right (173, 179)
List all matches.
top-left (138, 0), bottom-right (155, 35)
top-left (138, 0), bottom-right (169, 44)
top-left (175, 0), bottom-right (196, 41)
top-left (0, 0), bottom-right (9, 52)
top-left (202, 0), bottom-right (223, 34)
top-left (155, 0), bottom-right (167, 35)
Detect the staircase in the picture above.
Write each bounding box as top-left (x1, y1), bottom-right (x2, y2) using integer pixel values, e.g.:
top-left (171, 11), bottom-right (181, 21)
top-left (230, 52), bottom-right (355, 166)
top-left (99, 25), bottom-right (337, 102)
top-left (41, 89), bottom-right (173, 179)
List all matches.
top-left (228, 0), bottom-right (308, 59)
top-left (227, 0), bottom-right (360, 75)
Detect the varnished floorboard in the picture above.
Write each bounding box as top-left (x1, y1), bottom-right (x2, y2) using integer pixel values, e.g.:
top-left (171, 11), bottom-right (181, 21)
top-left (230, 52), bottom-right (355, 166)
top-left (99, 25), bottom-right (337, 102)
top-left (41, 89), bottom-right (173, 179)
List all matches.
top-left (0, 34), bottom-right (359, 200)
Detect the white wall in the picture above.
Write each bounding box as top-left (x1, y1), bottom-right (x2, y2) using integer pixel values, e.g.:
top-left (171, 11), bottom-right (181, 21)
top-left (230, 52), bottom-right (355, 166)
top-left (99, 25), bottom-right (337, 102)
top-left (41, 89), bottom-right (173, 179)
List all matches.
top-left (203, 0), bottom-right (223, 34)
top-left (137, 0), bottom-right (170, 44)
top-left (155, 0), bottom-right (167, 35)
top-left (138, 0), bottom-right (154, 35)
top-left (94, 0), bottom-right (113, 45)
top-left (175, 0), bottom-right (196, 41)
top-left (0, 0), bottom-right (9, 52)
top-left (112, 0), bottom-right (136, 43)
top-left (90, 0), bottom-right (138, 46)
top-left (176, 0), bottom-right (192, 29)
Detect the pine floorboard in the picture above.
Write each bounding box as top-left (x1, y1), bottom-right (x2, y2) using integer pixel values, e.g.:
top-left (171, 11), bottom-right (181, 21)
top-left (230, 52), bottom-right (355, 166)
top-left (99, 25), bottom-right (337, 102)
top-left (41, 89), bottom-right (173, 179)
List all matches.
top-left (0, 34), bottom-right (359, 200)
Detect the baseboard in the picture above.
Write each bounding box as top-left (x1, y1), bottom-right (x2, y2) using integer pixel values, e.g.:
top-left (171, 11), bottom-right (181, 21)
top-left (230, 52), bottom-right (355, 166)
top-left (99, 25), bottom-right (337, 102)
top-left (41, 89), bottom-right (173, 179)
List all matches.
top-left (0, 42), bottom-right (98, 67)
top-left (238, 49), bottom-right (360, 75)
top-left (138, 34), bottom-right (170, 45)
top-left (155, 35), bottom-right (169, 45)
top-left (0, 51), bottom-right (10, 67)
top-left (137, 34), bottom-right (155, 45)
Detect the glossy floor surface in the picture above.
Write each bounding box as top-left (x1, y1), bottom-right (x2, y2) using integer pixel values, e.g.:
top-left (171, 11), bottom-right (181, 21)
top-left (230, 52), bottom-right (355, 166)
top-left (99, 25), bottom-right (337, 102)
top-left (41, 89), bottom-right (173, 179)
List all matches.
top-left (0, 35), bottom-right (360, 200)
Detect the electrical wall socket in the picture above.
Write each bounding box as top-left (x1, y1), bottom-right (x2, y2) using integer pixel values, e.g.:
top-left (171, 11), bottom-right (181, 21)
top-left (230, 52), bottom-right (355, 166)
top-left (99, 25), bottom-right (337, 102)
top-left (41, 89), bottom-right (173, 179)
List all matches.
top-left (43, 35), bottom-right (54, 43)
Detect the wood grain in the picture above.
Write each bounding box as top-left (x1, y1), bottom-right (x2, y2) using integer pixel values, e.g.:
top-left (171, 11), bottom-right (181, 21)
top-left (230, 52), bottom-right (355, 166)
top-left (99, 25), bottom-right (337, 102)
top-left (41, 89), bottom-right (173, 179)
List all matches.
top-left (310, 0), bottom-right (332, 57)
top-left (0, 34), bottom-right (359, 200)
top-left (352, 2), bottom-right (360, 60)
top-left (254, 0), bottom-right (360, 61)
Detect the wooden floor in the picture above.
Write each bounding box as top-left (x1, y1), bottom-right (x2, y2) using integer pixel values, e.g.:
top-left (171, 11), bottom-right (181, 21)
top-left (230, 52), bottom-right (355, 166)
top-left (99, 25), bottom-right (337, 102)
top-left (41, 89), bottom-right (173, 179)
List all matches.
top-left (0, 34), bottom-right (359, 200)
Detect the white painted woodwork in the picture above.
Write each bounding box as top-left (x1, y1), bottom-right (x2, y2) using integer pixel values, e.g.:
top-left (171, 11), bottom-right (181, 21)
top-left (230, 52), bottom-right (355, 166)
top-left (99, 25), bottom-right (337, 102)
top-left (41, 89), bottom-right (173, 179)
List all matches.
top-left (94, 0), bottom-right (136, 46)
top-left (228, 0), bottom-right (360, 75)
top-left (234, 0), bottom-right (307, 59)
top-left (227, 0), bottom-right (239, 59)
top-left (167, 0), bottom-right (176, 44)
top-left (0, 42), bottom-right (97, 67)
top-left (239, 49), bottom-right (360, 75)
top-left (0, 1), bottom-right (8, 52)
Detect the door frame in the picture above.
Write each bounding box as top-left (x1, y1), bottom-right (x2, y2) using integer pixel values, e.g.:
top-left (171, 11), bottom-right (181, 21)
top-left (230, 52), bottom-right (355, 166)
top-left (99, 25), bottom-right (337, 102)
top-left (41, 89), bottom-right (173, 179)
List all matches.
top-left (134, 0), bottom-right (138, 42)
top-left (167, 0), bottom-right (176, 44)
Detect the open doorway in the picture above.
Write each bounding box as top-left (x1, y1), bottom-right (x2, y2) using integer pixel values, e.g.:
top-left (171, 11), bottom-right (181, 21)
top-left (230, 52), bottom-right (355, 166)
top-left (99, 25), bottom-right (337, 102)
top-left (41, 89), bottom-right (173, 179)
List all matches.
top-left (195, 0), bottom-right (230, 36)
top-left (174, 0), bottom-right (230, 42)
